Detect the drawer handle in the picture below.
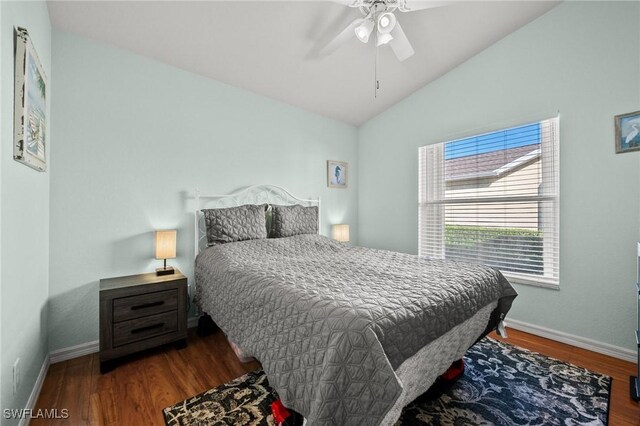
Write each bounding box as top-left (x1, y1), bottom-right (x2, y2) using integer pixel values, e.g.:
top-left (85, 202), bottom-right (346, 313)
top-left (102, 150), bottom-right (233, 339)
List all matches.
top-left (131, 301), bottom-right (164, 310)
top-left (131, 323), bottom-right (164, 334)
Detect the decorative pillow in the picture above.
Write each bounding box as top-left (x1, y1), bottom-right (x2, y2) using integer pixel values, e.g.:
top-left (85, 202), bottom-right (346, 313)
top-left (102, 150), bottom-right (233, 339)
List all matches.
top-left (202, 204), bottom-right (267, 246)
top-left (270, 205), bottom-right (318, 238)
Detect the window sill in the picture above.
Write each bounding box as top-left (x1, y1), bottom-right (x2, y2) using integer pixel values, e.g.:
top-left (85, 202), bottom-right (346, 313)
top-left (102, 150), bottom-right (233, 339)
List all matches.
top-left (502, 272), bottom-right (559, 290)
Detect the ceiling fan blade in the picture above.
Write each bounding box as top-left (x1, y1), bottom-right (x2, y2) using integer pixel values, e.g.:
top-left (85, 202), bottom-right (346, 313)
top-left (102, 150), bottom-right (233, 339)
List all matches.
top-left (318, 18), bottom-right (363, 56)
top-left (388, 22), bottom-right (415, 61)
top-left (399, 0), bottom-right (454, 12)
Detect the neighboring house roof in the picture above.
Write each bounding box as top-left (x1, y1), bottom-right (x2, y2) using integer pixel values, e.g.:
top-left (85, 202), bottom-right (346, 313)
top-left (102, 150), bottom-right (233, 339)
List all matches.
top-left (446, 144), bottom-right (540, 182)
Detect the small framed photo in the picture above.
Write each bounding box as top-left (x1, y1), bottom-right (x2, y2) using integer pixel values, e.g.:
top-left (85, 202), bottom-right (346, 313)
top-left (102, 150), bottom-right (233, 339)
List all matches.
top-left (327, 160), bottom-right (348, 189)
top-left (614, 110), bottom-right (640, 154)
top-left (14, 27), bottom-right (47, 172)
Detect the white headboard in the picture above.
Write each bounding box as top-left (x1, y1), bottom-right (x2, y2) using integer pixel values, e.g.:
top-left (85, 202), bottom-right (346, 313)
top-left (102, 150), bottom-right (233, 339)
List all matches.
top-left (194, 184), bottom-right (321, 256)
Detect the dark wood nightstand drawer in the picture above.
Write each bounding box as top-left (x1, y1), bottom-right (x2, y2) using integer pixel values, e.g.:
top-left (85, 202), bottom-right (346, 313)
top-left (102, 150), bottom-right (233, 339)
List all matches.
top-left (113, 311), bottom-right (178, 347)
top-left (113, 289), bottom-right (177, 322)
top-left (100, 270), bottom-right (187, 373)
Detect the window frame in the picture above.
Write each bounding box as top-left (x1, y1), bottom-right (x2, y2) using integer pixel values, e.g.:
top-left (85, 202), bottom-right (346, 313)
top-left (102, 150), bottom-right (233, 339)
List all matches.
top-left (418, 117), bottom-right (560, 288)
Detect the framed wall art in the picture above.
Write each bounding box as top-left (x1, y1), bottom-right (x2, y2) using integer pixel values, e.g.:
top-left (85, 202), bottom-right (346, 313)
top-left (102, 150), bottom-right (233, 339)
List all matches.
top-left (614, 110), bottom-right (640, 154)
top-left (327, 160), bottom-right (348, 189)
top-left (14, 27), bottom-right (47, 172)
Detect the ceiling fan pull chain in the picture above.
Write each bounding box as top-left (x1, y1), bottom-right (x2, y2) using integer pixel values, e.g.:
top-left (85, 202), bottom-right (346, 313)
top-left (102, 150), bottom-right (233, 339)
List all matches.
top-left (374, 37), bottom-right (379, 98)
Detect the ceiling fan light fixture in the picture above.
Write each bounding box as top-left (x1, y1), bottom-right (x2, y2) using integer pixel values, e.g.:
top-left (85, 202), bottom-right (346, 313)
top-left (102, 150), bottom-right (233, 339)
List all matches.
top-left (377, 12), bottom-right (397, 34)
top-left (377, 32), bottom-right (394, 46)
top-left (354, 19), bottom-right (374, 43)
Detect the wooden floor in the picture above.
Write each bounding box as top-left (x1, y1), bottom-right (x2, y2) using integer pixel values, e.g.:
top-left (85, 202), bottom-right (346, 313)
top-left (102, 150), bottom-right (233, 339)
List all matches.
top-left (32, 328), bottom-right (639, 425)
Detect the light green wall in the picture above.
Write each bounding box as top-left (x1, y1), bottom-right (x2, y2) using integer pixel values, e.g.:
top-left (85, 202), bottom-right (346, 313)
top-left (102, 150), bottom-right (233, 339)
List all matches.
top-left (358, 1), bottom-right (640, 352)
top-left (0, 1), bottom-right (51, 422)
top-left (48, 31), bottom-right (359, 351)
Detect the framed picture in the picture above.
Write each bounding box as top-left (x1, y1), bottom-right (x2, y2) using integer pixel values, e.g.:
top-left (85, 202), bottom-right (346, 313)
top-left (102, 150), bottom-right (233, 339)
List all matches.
top-left (14, 27), bottom-right (47, 172)
top-left (615, 110), bottom-right (640, 154)
top-left (327, 160), bottom-right (348, 189)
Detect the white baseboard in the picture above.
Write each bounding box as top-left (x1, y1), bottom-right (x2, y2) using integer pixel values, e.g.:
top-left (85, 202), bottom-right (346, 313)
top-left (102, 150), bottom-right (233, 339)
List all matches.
top-left (49, 340), bottom-right (99, 364)
top-left (506, 318), bottom-right (637, 363)
top-left (19, 354), bottom-right (50, 426)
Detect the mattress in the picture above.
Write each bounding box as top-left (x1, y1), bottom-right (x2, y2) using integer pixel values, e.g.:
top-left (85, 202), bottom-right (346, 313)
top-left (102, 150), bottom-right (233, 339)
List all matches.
top-left (195, 234), bottom-right (517, 425)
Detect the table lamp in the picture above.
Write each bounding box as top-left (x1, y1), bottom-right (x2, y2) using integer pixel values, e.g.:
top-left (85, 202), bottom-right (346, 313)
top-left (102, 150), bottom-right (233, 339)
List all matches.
top-left (155, 230), bottom-right (176, 275)
top-left (332, 224), bottom-right (349, 243)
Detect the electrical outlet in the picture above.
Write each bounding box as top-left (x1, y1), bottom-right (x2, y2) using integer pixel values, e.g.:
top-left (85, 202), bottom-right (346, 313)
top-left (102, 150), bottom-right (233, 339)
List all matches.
top-left (13, 358), bottom-right (20, 395)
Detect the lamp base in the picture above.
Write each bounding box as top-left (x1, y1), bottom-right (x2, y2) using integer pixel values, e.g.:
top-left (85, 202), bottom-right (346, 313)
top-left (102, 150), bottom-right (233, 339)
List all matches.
top-left (156, 266), bottom-right (175, 276)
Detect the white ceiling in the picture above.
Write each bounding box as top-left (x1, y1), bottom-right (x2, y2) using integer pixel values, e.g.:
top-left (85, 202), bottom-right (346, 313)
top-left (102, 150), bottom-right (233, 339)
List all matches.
top-left (47, 1), bottom-right (560, 126)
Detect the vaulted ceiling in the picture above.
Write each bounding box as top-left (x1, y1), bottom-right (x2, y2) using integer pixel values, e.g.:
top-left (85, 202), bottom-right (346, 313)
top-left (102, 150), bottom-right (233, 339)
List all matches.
top-left (47, 1), bottom-right (559, 126)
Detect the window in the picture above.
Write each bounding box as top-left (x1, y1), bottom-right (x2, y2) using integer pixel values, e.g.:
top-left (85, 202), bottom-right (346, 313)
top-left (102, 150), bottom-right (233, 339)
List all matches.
top-left (419, 117), bottom-right (559, 287)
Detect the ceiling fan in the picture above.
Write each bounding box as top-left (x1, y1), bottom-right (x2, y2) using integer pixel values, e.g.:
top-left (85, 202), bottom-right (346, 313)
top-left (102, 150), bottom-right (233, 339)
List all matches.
top-left (322, 0), bottom-right (452, 62)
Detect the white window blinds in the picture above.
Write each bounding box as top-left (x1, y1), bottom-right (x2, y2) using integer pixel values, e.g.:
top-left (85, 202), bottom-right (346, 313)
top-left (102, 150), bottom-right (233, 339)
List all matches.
top-left (419, 117), bottom-right (560, 287)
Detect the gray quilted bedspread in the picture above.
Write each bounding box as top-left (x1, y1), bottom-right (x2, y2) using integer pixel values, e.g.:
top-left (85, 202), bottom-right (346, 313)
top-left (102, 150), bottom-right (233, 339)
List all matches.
top-left (195, 234), bottom-right (517, 425)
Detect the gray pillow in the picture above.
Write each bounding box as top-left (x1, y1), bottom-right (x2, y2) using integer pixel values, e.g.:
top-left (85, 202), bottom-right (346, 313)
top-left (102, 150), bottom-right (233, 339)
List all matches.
top-left (202, 204), bottom-right (267, 246)
top-left (270, 205), bottom-right (318, 238)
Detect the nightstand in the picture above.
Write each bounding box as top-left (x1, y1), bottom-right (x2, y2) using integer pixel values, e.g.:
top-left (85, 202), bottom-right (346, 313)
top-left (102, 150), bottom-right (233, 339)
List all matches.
top-left (99, 270), bottom-right (188, 373)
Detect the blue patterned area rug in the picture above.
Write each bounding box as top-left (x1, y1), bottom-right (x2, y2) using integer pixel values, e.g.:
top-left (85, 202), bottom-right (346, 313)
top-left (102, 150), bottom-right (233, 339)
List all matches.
top-left (163, 337), bottom-right (611, 426)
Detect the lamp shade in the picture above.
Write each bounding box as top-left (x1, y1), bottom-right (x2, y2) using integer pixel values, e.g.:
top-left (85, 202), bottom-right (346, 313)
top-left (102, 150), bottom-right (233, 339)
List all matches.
top-left (331, 224), bottom-right (350, 243)
top-left (377, 12), bottom-right (396, 34)
top-left (155, 230), bottom-right (177, 260)
top-left (376, 32), bottom-right (393, 46)
top-left (354, 19), bottom-right (374, 43)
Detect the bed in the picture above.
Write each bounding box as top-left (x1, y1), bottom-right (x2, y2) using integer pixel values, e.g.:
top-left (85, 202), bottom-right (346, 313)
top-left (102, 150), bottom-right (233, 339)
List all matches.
top-left (194, 185), bottom-right (517, 426)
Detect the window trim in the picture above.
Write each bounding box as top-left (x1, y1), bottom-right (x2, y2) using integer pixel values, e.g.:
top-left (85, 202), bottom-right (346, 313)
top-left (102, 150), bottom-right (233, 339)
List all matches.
top-left (418, 116), bottom-right (560, 288)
